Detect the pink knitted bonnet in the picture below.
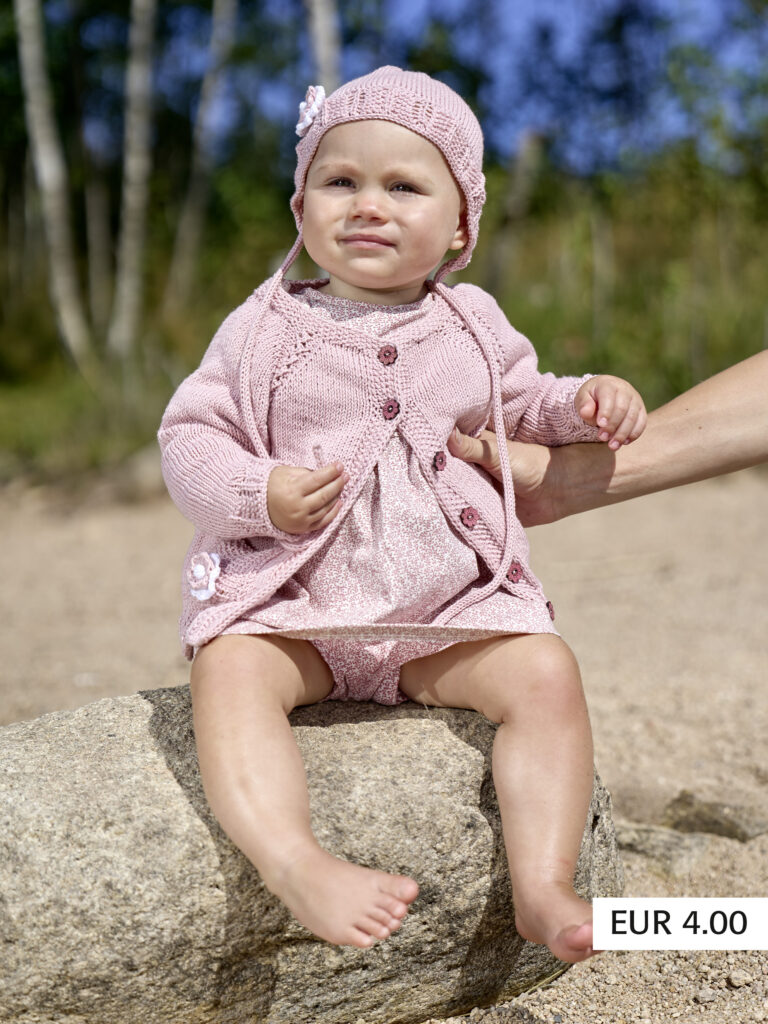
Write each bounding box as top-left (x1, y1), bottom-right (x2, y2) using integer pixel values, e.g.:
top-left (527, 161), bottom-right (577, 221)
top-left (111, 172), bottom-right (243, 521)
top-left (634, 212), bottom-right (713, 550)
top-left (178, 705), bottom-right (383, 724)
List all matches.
top-left (289, 65), bottom-right (486, 281)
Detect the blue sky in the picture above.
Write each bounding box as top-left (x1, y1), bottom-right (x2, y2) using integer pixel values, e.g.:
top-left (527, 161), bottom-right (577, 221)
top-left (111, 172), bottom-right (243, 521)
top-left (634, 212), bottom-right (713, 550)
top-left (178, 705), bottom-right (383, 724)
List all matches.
top-left (250, 0), bottom-right (742, 171)
top-left (79, 0), bottom-right (765, 173)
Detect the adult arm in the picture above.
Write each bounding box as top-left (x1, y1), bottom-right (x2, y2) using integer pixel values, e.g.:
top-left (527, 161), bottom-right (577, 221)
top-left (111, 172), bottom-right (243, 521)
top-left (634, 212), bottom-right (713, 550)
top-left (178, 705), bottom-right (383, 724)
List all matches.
top-left (448, 351), bottom-right (768, 526)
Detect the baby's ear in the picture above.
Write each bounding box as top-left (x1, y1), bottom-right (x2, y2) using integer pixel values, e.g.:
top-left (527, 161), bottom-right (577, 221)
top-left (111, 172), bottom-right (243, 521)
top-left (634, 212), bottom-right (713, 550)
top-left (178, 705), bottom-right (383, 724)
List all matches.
top-left (449, 207), bottom-right (469, 251)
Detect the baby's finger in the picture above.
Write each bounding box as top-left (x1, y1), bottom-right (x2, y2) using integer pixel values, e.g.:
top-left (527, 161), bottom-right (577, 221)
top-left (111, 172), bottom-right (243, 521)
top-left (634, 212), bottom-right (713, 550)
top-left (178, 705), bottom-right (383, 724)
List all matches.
top-left (300, 461), bottom-right (345, 496)
top-left (607, 400), bottom-right (645, 449)
top-left (305, 467), bottom-right (349, 515)
top-left (307, 496), bottom-right (344, 531)
top-left (627, 404), bottom-right (648, 441)
top-left (617, 410), bottom-right (648, 447)
top-left (576, 394), bottom-right (598, 425)
top-left (594, 390), bottom-right (616, 440)
top-left (600, 390), bottom-right (633, 437)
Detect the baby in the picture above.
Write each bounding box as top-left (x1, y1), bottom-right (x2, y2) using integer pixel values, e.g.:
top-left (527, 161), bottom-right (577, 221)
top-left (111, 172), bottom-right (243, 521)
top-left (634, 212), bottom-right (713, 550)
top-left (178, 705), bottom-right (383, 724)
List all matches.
top-left (159, 66), bottom-right (646, 964)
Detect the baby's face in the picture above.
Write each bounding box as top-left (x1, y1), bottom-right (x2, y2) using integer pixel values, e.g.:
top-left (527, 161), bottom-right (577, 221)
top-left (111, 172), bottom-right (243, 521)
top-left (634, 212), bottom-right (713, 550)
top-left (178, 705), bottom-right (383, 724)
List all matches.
top-left (302, 120), bottom-right (467, 305)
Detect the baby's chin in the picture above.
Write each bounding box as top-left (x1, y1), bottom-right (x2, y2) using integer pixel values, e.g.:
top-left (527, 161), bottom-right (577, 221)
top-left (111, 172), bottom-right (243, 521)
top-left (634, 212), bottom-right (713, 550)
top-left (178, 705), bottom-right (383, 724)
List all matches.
top-left (320, 275), bottom-right (429, 306)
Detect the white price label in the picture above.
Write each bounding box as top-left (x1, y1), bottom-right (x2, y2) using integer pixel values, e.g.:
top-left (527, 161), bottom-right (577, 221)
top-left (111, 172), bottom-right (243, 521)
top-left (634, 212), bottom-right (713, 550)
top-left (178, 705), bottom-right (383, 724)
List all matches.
top-left (593, 898), bottom-right (768, 950)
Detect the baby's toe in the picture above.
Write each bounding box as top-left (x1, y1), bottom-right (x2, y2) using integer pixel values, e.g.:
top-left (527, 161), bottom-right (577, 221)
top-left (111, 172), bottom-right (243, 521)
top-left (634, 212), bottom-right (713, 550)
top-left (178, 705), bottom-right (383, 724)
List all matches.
top-left (378, 873), bottom-right (418, 904)
top-left (348, 927), bottom-right (376, 948)
top-left (358, 915), bottom-right (392, 940)
top-left (376, 893), bottom-right (409, 919)
top-left (367, 905), bottom-right (398, 928)
top-left (395, 876), bottom-right (419, 902)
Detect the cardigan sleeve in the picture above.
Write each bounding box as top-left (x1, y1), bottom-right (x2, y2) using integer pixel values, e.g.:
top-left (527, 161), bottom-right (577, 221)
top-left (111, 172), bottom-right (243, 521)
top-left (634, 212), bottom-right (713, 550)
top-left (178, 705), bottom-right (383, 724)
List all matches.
top-left (157, 297), bottom-right (296, 542)
top-left (456, 285), bottom-right (600, 446)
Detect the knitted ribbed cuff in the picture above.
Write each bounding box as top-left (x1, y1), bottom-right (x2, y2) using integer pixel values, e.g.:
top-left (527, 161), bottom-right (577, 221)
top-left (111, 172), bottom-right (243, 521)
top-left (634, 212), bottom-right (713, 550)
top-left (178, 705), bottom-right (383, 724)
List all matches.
top-left (543, 374), bottom-right (602, 444)
top-left (233, 458), bottom-right (302, 541)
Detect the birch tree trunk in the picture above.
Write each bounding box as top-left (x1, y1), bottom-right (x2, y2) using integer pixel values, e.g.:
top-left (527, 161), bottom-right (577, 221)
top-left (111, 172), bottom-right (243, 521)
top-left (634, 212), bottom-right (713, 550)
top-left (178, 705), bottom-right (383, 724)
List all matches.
top-left (107, 0), bottom-right (157, 361)
top-left (162, 0), bottom-right (238, 317)
top-left (304, 0), bottom-right (341, 91)
top-left (13, 0), bottom-right (93, 370)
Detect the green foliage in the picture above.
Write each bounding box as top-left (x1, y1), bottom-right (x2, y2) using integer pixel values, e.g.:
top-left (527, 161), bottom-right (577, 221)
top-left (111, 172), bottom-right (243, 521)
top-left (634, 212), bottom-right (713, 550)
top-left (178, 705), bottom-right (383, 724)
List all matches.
top-left (3, 0), bottom-right (768, 481)
top-left (475, 147), bottom-right (766, 410)
top-left (4, 139), bottom-right (768, 480)
top-left (0, 365), bottom-right (167, 483)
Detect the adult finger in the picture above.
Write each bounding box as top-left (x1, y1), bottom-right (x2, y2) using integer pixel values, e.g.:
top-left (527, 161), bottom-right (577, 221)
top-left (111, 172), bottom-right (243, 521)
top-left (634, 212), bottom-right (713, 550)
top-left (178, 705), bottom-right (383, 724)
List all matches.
top-left (447, 428), bottom-right (502, 480)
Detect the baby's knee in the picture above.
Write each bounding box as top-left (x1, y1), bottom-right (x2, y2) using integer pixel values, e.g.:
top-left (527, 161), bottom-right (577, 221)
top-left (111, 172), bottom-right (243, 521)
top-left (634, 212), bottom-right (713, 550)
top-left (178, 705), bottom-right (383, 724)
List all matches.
top-left (191, 634), bottom-right (333, 712)
top-left (530, 636), bottom-right (581, 687)
top-left (493, 635), bottom-right (585, 722)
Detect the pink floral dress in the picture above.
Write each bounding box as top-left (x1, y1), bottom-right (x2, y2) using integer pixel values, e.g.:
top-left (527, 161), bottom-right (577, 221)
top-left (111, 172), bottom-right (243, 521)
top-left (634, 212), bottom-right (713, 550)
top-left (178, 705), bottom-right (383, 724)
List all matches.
top-left (216, 283), bottom-right (558, 704)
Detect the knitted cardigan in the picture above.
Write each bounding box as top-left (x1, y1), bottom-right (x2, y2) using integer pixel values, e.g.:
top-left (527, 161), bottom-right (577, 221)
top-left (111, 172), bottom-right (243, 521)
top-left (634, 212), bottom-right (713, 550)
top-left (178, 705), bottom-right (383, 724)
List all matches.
top-left (158, 272), bottom-right (598, 657)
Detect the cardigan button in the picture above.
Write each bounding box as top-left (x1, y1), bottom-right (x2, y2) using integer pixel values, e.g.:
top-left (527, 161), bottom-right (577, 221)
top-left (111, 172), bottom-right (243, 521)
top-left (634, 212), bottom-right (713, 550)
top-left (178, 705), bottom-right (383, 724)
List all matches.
top-left (506, 561), bottom-right (523, 583)
top-left (378, 344), bottom-right (398, 365)
top-left (546, 600), bottom-right (555, 621)
top-left (460, 506), bottom-right (479, 529)
top-left (383, 398), bottom-right (400, 420)
top-left (433, 450), bottom-right (447, 471)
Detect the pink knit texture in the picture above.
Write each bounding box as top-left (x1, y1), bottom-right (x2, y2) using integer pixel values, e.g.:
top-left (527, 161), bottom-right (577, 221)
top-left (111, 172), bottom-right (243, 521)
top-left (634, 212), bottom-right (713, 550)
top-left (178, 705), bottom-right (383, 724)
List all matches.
top-left (290, 66), bottom-right (486, 280)
top-left (158, 276), bottom-right (598, 659)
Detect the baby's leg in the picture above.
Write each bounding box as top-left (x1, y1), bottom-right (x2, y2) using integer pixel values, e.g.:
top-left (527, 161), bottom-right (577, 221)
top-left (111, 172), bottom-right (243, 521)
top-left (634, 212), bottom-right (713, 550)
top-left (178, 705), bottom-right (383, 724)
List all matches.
top-left (399, 633), bottom-right (595, 963)
top-left (190, 634), bottom-right (418, 947)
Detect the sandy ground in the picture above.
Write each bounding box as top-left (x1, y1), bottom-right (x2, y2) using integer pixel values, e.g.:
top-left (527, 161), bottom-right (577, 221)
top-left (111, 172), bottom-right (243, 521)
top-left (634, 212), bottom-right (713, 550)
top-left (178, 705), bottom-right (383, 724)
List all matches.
top-left (2, 466), bottom-right (767, 1023)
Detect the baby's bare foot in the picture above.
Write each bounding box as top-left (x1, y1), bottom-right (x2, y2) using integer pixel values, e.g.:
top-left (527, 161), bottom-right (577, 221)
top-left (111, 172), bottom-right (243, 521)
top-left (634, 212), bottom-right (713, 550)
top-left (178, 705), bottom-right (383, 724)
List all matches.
top-left (268, 844), bottom-right (419, 948)
top-left (514, 882), bottom-right (597, 963)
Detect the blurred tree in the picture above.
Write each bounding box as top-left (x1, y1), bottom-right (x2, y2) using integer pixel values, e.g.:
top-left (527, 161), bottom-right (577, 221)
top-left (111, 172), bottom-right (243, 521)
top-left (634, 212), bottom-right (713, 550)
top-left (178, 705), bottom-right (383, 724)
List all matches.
top-left (13, 0), bottom-right (94, 373)
top-left (305, 0), bottom-right (341, 91)
top-left (667, 0), bottom-right (768, 209)
top-left (106, 0), bottom-right (157, 363)
top-left (162, 0), bottom-right (238, 316)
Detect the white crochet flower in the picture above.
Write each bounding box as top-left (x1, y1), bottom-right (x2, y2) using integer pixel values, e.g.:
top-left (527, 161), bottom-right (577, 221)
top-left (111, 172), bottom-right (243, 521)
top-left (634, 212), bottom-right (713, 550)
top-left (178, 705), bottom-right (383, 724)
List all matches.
top-left (296, 85), bottom-right (326, 137)
top-left (188, 552), bottom-right (221, 601)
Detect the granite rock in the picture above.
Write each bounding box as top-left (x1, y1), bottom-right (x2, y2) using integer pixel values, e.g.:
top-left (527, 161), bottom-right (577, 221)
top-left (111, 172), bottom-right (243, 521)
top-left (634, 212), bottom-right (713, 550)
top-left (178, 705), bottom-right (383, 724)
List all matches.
top-left (0, 688), bottom-right (623, 1024)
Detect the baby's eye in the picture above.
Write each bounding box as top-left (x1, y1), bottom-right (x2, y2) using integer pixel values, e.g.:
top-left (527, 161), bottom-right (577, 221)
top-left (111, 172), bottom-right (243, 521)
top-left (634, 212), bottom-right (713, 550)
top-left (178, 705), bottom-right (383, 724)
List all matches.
top-left (327, 177), bottom-right (353, 188)
top-left (391, 182), bottom-right (418, 193)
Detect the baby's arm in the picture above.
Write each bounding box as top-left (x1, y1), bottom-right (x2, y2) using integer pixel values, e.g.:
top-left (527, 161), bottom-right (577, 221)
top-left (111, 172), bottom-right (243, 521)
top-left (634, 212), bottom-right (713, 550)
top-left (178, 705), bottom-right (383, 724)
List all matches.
top-left (158, 305), bottom-right (292, 540)
top-left (466, 286), bottom-right (643, 447)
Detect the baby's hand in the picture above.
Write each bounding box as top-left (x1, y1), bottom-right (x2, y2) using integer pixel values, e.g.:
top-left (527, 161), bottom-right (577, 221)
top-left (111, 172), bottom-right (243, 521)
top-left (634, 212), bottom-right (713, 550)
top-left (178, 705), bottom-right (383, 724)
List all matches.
top-left (574, 374), bottom-right (647, 450)
top-left (267, 462), bottom-right (349, 534)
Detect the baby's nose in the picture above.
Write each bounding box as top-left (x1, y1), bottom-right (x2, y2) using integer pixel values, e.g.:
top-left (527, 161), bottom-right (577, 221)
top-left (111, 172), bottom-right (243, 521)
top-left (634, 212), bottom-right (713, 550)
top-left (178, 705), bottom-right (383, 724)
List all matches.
top-left (351, 188), bottom-right (387, 219)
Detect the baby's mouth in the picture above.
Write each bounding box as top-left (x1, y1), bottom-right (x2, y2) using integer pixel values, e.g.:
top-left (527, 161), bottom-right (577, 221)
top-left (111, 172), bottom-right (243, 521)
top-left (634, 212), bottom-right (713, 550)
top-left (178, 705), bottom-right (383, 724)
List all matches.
top-left (340, 234), bottom-right (396, 249)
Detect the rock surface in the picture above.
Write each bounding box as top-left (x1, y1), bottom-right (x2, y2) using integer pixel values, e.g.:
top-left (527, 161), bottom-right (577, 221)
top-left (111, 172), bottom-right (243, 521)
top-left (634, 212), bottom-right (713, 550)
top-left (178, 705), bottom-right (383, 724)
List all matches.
top-left (0, 688), bottom-right (622, 1024)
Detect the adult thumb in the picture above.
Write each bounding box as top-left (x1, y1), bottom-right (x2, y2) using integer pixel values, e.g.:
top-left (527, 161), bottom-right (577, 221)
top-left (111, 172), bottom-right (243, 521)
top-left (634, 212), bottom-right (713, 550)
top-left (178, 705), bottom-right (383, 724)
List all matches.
top-left (448, 428), bottom-right (504, 483)
top-left (448, 427), bottom-right (485, 466)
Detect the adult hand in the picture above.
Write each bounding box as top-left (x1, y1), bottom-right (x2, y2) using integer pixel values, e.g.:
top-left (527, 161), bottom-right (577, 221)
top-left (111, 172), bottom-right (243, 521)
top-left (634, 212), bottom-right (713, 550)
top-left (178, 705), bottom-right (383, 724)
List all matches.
top-left (449, 351), bottom-right (768, 525)
top-left (267, 462), bottom-right (349, 534)
top-left (447, 428), bottom-right (561, 527)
